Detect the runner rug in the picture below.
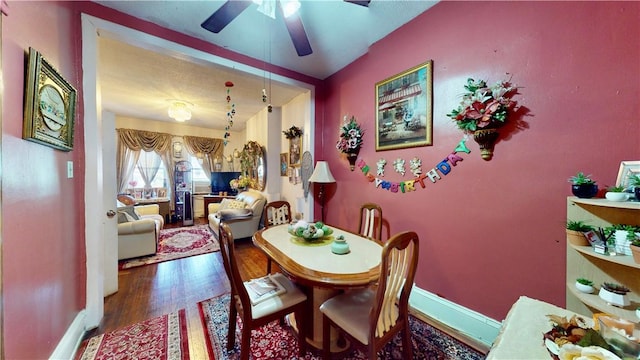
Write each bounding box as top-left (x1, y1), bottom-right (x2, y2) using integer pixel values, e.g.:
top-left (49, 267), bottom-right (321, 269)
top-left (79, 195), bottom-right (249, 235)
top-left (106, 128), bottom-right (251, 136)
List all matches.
top-left (119, 224), bottom-right (219, 269)
top-left (198, 293), bottom-right (486, 360)
top-left (75, 309), bottom-right (189, 360)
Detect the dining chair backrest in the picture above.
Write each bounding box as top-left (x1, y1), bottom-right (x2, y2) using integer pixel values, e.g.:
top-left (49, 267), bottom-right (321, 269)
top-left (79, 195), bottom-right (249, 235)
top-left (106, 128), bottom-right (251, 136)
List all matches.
top-left (358, 203), bottom-right (383, 240)
top-left (218, 223), bottom-right (253, 315)
top-left (370, 231), bottom-right (419, 339)
top-left (263, 201), bottom-right (292, 228)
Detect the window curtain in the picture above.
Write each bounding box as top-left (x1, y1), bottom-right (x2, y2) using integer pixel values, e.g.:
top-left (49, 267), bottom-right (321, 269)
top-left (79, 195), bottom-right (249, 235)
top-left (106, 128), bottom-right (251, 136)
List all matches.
top-left (117, 129), bottom-right (173, 206)
top-left (136, 151), bottom-right (162, 189)
top-left (182, 136), bottom-right (223, 178)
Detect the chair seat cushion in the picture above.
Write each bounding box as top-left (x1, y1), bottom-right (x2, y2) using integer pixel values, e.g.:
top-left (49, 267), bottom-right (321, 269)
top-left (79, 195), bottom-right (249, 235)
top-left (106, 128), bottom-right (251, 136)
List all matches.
top-left (319, 288), bottom-right (376, 345)
top-left (247, 273), bottom-right (307, 319)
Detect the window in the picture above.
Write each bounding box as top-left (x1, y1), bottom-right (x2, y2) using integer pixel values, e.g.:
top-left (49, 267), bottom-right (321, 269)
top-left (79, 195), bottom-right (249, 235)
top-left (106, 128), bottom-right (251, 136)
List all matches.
top-left (189, 155), bottom-right (210, 183)
top-left (127, 151), bottom-right (168, 190)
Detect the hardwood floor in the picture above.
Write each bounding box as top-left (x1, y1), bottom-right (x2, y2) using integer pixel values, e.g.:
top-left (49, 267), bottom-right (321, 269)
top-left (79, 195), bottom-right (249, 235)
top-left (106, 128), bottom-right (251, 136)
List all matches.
top-left (83, 217), bottom-right (272, 358)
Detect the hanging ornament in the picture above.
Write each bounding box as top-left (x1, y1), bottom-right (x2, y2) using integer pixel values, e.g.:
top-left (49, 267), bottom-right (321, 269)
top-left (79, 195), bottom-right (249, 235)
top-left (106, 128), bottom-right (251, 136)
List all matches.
top-left (224, 81), bottom-right (235, 146)
top-left (262, 88), bottom-right (268, 103)
top-left (376, 159), bottom-right (387, 177)
top-left (393, 158), bottom-right (406, 176)
top-left (409, 157), bottom-right (422, 177)
top-left (268, 104), bottom-right (273, 113)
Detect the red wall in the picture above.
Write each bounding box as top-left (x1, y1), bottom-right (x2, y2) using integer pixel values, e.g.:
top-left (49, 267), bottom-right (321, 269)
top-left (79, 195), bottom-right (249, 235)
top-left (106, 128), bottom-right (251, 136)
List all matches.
top-left (320, 1), bottom-right (640, 320)
top-left (2, 1), bottom-right (85, 358)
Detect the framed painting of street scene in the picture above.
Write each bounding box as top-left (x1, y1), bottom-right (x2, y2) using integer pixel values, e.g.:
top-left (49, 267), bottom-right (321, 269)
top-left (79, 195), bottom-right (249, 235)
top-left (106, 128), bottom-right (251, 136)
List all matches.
top-left (375, 60), bottom-right (433, 151)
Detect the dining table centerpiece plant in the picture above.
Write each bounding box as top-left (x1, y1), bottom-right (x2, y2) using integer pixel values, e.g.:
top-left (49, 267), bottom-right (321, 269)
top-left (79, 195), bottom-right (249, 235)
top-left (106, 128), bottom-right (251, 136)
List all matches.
top-left (446, 78), bottom-right (518, 160)
top-left (568, 172), bottom-right (598, 199)
top-left (287, 220), bottom-right (333, 241)
top-left (336, 115), bottom-right (364, 171)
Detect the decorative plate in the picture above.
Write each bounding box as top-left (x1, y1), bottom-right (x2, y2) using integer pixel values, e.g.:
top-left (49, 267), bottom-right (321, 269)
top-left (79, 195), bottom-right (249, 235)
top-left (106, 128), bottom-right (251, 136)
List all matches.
top-left (301, 151), bottom-right (313, 198)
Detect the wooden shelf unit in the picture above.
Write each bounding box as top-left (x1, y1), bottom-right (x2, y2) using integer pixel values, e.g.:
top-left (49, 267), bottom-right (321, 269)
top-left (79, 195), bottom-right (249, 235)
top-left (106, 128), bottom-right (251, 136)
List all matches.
top-left (566, 197), bottom-right (640, 322)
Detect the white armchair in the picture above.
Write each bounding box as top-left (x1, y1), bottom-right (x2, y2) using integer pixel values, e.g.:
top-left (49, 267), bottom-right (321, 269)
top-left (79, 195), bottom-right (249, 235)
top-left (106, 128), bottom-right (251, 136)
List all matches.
top-left (208, 189), bottom-right (266, 239)
top-left (116, 196), bottom-right (165, 260)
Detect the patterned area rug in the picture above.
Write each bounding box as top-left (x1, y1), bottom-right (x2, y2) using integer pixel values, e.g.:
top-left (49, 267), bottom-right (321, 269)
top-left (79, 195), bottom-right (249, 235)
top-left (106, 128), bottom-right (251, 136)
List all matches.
top-left (75, 309), bottom-right (189, 360)
top-left (198, 293), bottom-right (486, 360)
top-left (119, 224), bottom-right (220, 269)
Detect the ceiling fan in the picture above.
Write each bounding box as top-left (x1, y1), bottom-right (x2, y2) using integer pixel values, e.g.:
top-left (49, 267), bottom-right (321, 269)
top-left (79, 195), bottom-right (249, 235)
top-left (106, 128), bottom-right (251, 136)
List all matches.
top-left (201, 0), bottom-right (370, 57)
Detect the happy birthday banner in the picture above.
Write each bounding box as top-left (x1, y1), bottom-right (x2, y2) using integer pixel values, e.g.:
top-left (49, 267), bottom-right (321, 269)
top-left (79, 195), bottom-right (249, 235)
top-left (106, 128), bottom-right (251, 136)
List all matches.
top-left (355, 138), bottom-right (471, 194)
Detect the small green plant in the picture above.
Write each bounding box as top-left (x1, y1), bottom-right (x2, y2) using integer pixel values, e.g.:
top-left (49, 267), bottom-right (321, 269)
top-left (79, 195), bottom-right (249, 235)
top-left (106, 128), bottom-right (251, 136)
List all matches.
top-left (576, 278), bottom-right (593, 286)
top-left (628, 174), bottom-right (640, 187)
top-left (602, 282), bottom-right (629, 294)
top-left (604, 224), bottom-right (640, 241)
top-left (568, 172), bottom-right (596, 185)
top-left (566, 220), bottom-right (594, 232)
top-left (607, 185), bottom-right (625, 193)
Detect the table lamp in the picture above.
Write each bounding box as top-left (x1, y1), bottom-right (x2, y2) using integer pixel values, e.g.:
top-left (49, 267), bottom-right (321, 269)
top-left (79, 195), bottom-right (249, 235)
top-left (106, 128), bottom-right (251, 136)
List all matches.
top-left (308, 161), bottom-right (335, 223)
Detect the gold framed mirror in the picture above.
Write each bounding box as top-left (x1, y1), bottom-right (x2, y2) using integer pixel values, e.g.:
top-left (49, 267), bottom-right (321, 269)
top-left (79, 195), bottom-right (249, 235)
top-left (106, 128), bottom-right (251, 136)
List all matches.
top-left (239, 141), bottom-right (266, 191)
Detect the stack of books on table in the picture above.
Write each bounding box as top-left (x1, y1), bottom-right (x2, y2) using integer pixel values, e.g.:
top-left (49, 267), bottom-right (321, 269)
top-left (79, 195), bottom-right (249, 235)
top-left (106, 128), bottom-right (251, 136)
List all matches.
top-left (245, 274), bottom-right (286, 305)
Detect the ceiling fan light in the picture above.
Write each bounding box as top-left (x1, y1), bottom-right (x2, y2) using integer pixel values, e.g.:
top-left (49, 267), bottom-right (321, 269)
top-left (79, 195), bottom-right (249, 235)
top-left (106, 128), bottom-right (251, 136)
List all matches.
top-left (281, 0), bottom-right (300, 18)
top-left (256, 0), bottom-right (276, 19)
top-left (168, 101), bottom-right (193, 122)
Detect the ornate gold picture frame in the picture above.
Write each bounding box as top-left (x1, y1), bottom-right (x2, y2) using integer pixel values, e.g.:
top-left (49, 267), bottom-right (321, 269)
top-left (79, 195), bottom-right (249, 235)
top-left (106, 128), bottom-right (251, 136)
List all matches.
top-left (23, 47), bottom-right (77, 151)
top-left (375, 60), bottom-right (433, 151)
top-left (289, 137), bottom-right (302, 167)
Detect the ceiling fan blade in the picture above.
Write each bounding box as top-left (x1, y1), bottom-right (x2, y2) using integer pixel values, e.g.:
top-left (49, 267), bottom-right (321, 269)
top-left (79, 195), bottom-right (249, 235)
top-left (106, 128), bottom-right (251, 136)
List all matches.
top-left (283, 12), bottom-right (312, 56)
top-left (344, 0), bottom-right (371, 7)
top-left (201, 0), bottom-right (252, 33)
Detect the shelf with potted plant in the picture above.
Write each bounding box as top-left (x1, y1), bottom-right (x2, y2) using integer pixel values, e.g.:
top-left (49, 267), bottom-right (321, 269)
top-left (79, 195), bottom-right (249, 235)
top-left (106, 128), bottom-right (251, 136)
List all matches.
top-left (566, 197), bottom-right (640, 323)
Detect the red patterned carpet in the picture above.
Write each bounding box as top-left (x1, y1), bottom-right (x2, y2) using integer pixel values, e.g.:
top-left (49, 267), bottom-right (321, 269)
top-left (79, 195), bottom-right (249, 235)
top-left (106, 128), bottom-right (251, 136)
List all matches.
top-left (198, 293), bottom-right (485, 360)
top-left (75, 309), bottom-right (189, 360)
top-left (119, 224), bottom-right (219, 269)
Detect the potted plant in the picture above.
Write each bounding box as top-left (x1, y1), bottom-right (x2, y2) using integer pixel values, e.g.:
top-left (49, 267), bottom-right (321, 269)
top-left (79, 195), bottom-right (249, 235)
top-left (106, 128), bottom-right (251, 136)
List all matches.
top-left (605, 185), bottom-right (629, 202)
top-left (566, 220), bottom-right (594, 246)
top-left (575, 278), bottom-right (595, 294)
top-left (629, 174), bottom-right (640, 201)
top-left (568, 172), bottom-right (598, 198)
top-left (605, 224), bottom-right (640, 256)
top-left (599, 282), bottom-right (630, 307)
top-left (630, 235), bottom-right (640, 264)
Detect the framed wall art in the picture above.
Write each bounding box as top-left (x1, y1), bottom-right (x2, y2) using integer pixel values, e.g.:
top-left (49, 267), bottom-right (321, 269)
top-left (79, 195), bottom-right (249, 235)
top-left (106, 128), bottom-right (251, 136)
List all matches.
top-left (289, 137), bottom-right (302, 167)
top-left (280, 153), bottom-right (289, 176)
top-left (23, 47), bottom-right (77, 151)
top-left (375, 60), bottom-right (433, 151)
top-left (616, 160), bottom-right (640, 190)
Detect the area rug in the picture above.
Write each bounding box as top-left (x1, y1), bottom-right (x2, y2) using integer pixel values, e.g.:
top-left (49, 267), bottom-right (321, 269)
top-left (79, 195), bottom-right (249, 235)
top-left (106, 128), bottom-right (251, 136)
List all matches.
top-left (119, 224), bottom-right (219, 269)
top-left (75, 309), bottom-right (189, 360)
top-left (198, 293), bottom-right (486, 360)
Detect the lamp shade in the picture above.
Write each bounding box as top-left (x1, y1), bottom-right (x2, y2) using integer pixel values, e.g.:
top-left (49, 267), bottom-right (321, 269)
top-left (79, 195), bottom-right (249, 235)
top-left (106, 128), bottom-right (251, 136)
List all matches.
top-left (308, 161), bottom-right (335, 183)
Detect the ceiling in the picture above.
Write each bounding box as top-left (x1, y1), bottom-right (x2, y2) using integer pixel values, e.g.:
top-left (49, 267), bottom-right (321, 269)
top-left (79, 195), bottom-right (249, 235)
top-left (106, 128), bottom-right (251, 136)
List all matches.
top-left (94, 0), bottom-right (438, 130)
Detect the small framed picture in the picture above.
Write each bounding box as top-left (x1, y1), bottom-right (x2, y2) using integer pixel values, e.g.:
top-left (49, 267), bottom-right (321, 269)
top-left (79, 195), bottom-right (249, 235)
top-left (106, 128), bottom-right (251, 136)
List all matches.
top-left (616, 160), bottom-right (640, 190)
top-left (280, 153), bottom-right (289, 176)
top-left (289, 137), bottom-right (302, 167)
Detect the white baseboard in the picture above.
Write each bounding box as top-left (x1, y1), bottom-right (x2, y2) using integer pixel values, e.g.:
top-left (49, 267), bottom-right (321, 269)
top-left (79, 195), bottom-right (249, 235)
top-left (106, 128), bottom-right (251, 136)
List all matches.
top-left (409, 287), bottom-right (502, 348)
top-left (50, 310), bottom-right (87, 360)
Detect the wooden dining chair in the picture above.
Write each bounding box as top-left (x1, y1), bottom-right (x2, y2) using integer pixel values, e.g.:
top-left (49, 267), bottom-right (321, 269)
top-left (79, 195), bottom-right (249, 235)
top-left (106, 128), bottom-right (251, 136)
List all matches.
top-left (358, 202), bottom-right (383, 240)
top-left (263, 200), bottom-right (292, 273)
top-left (320, 231), bottom-right (419, 360)
top-left (218, 223), bottom-right (308, 360)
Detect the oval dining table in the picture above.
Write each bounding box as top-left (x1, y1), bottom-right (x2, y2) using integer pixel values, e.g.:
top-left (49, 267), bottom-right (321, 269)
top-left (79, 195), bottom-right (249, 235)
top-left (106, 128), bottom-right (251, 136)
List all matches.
top-left (252, 223), bottom-right (383, 351)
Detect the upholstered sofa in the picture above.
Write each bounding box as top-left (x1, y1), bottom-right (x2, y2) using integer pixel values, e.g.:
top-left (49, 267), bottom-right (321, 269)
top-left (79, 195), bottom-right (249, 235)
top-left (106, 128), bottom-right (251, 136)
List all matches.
top-left (117, 196), bottom-right (165, 260)
top-left (208, 189), bottom-right (266, 239)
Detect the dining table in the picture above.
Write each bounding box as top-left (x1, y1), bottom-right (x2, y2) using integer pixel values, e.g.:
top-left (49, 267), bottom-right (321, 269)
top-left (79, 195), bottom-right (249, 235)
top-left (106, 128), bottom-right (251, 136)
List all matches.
top-left (252, 223), bottom-right (383, 351)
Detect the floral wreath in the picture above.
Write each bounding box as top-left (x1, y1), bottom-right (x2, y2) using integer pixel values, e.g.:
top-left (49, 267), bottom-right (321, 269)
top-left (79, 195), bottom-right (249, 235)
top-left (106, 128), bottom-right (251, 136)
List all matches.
top-left (283, 126), bottom-right (303, 139)
top-left (336, 116), bottom-right (364, 154)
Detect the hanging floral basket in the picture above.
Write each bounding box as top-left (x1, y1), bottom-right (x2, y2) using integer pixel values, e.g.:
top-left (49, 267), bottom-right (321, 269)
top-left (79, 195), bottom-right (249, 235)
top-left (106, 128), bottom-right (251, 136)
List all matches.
top-left (283, 126), bottom-right (303, 139)
top-left (447, 78), bottom-right (518, 161)
top-left (336, 116), bottom-right (364, 171)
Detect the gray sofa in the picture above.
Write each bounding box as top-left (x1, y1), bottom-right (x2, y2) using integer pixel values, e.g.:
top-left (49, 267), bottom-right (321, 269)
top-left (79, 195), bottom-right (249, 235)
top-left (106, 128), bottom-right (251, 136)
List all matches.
top-left (208, 189), bottom-right (266, 239)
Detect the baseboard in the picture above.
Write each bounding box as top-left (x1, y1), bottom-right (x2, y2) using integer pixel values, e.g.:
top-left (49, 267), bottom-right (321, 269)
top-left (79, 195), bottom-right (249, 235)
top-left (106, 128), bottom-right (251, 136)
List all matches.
top-left (49, 310), bottom-right (87, 360)
top-left (409, 287), bottom-right (502, 348)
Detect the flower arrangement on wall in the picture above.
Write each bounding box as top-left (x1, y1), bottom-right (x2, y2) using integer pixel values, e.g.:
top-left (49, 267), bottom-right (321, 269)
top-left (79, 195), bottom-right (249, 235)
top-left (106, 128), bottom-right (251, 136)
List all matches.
top-left (336, 115), bottom-right (364, 170)
top-left (447, 78), bottom-right (518, 160)
top-left (283, 126), bottom-right (303, 139)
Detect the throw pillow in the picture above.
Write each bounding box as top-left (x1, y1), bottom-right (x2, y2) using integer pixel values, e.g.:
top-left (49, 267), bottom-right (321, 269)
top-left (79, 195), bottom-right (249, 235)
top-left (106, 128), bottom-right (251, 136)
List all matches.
top-left (117, 205), bottom-right (140, 222)
top-left (219, 198), bottom-right (247, 210)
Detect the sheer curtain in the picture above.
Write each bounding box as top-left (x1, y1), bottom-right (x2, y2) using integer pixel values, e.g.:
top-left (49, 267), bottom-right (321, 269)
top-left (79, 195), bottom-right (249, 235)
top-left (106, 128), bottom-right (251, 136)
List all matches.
top-left (136, 151), bottom-right (162, 189)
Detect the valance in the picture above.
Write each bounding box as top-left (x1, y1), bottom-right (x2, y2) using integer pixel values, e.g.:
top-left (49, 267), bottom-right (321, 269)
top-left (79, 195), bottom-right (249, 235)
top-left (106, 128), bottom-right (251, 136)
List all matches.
top-left (183, 136), bottom-right (223, 158)
top-left (117, 128), bottom-right (172, 152)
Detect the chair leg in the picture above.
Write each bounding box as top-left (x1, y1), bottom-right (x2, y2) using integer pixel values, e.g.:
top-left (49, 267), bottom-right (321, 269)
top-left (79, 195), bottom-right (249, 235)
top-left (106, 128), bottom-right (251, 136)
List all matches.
top-left (295, 307), bottom-right (307, 357)
top-left (322, 315), bottom-right (331, 360)
top-left (403, 321), bottom-right (413, 360)
top-left (266, 258), bottom-right (272, 274)
top-left (227, 302), bottom-right (237, 351)
top-left (240, 324), bottom-right (251, 360)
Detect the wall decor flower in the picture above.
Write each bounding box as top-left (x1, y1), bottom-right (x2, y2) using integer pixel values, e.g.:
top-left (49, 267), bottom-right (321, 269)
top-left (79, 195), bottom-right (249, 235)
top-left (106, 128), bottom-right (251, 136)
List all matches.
top-left (447, 78), bottom-right (518, 160)
top-left (283, 125), bottom-right (303, 139)
top-left (336, 115), bottom-right (364, 170)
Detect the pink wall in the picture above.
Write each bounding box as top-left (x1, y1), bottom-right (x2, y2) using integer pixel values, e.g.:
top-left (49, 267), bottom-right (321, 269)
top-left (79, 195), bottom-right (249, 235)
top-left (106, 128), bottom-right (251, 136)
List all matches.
top-left (320, 1), bottom-right (640, 320)
top-left (2, 1), bottom-right (85, 358)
